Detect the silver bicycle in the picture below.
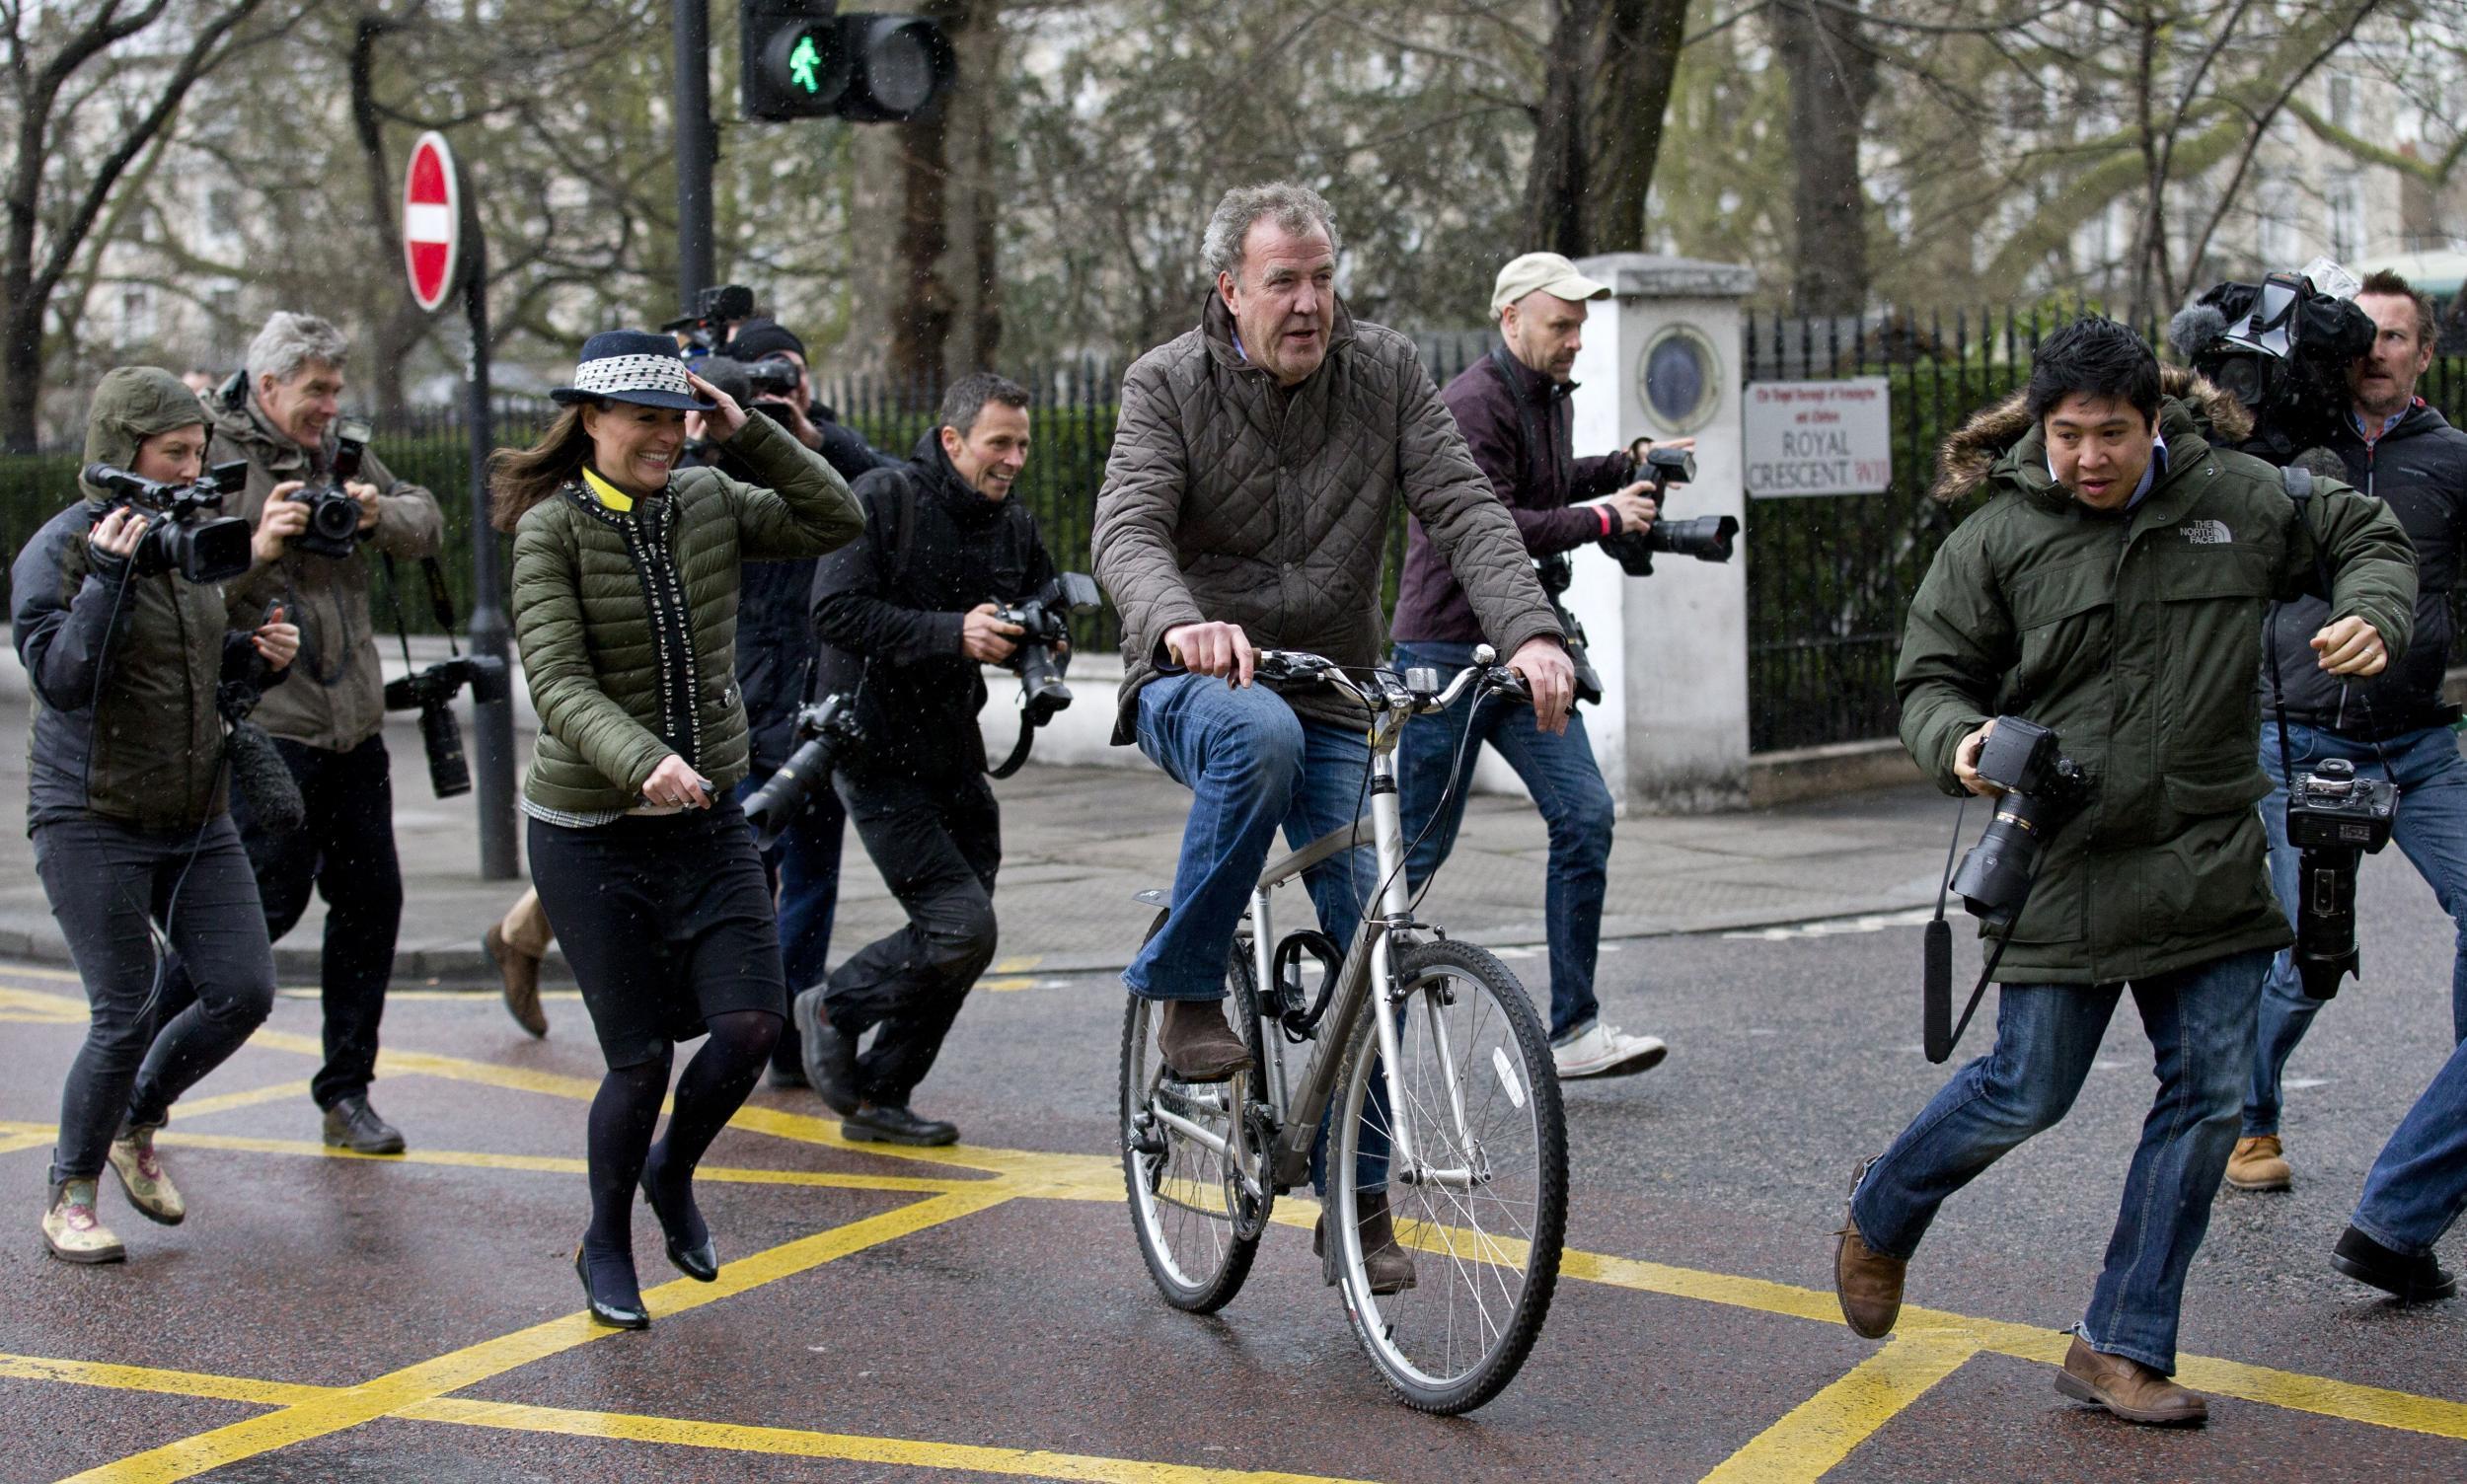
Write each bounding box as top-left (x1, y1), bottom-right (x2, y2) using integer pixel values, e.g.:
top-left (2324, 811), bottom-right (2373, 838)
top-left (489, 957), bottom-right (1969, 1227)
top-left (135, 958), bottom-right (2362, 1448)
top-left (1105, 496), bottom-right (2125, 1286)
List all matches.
top-left (1118, 645), bottom-right (1568, 1414)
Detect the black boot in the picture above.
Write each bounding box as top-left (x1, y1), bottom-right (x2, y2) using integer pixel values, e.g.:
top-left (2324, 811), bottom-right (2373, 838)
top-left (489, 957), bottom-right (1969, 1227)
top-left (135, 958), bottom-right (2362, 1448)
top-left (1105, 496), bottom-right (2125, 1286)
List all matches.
top-left (842, 1103), bottom-right (959, 1147)
top-left (1157, 999), bottom-right (1252, 1081)
top-left (2333, 1224), bottom-right (2458, 1302)
top-left (321, 1095), bottom-right (406, 1154)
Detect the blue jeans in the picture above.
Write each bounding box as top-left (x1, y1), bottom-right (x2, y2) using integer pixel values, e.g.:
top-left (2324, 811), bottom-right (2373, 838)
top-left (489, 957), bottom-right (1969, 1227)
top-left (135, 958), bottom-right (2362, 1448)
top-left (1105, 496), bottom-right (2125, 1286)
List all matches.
top-left (2247, 721), bottom-right (2467, 1137)
top-left (1394, 640), bottom-right (1615, 1042)
top-left (1850, 949), bottom-right (2270, 1374)
top-left (734, 770), bottom-right (845, 1076)
top-left (2351, 1033), bottom-right (2467, 1257)
top-left (1124, 673), bottom-right (1383, 1192)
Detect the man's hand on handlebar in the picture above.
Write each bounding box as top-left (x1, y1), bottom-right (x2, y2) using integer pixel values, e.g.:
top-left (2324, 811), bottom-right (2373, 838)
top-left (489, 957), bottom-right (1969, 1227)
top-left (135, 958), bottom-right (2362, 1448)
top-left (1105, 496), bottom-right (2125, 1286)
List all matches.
top-left (1507, 636), bottom-right (1574, 734)
top-left (1163, 621), bottom-right (1256, 687)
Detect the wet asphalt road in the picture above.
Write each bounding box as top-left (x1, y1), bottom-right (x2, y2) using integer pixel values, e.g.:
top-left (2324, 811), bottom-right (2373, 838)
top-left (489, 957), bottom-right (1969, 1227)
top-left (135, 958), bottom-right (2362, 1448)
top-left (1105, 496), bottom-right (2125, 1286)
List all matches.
top-left (1, 840), bottom-right (2463, 1482)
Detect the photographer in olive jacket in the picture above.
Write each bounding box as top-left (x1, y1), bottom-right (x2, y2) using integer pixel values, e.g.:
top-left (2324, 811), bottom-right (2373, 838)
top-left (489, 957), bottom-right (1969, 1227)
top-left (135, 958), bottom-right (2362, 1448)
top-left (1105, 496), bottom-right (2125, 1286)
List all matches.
top-left (1834, 318), bottom-right (2414, 1428)
top-left (191, 311), bottom-right (443, 1157)
top-left (793, 372), bottom-right (1055, 1149)
top-left (13, 367), bottom-right (299, 1263)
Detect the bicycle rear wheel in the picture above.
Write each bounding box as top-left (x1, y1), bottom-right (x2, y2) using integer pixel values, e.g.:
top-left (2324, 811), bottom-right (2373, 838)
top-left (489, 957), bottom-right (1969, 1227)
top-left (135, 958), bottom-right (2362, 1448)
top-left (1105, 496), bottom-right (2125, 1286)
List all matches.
top-left (1329, 937), bottom-right (1566, 1413)
top-left (1120, 919), bottom-right (1272, 1312)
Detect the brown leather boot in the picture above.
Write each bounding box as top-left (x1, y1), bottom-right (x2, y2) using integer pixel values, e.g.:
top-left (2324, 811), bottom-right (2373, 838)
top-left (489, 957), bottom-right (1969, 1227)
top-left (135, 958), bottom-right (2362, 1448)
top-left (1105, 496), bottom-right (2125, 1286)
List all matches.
top-left (2055, 1336), bottom-right (2209, 1425)
top-left (2224, 1134), bottom-right (2290, 1192)
top-left (485, 922), bottom-right (548, 1039)
top-left (1157, 999), bottom-right (1252, 1081)
top-left (1833, 1160), bottom-right (1906, 1339)
top-left (1315, 1190), bottom-right (1417, 1295)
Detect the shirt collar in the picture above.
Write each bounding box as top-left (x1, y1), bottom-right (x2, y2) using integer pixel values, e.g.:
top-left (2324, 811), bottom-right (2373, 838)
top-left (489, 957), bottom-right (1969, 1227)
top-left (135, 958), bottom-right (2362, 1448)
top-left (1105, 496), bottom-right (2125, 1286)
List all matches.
top-left (580, 465), bottom-right (635, 512)
top-left (2351, 402), bottom-right (2413, 446)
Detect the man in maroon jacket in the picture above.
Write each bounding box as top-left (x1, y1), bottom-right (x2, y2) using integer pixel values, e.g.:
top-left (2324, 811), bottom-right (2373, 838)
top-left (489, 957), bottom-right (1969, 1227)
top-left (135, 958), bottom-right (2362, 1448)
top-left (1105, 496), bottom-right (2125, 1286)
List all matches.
top-left (1391, 253), bottom-right (1673, 1079)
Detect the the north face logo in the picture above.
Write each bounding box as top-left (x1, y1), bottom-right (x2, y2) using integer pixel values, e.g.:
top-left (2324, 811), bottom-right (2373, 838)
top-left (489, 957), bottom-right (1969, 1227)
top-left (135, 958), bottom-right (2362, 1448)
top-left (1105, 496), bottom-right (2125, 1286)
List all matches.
top-left (2181, 519), bottom-right (2231, 545)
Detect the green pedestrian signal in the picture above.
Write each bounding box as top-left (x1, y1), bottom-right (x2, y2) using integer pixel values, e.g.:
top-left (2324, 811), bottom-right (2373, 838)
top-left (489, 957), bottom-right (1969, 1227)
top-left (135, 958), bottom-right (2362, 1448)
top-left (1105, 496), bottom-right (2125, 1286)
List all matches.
top-left (787, 33), bottom-right (823, 94)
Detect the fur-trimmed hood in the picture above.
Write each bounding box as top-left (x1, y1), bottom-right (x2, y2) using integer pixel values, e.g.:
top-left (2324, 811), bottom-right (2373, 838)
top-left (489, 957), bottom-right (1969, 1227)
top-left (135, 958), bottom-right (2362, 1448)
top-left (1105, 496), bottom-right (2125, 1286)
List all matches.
top-left (1928, 368), bottom-right (2254, 503)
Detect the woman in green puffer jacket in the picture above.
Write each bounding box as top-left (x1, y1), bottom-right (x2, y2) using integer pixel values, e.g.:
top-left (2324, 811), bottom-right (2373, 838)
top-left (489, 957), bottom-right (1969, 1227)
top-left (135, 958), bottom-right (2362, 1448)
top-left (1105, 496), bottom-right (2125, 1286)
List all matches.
top-left (491, 331), bottom-right (860, 1329)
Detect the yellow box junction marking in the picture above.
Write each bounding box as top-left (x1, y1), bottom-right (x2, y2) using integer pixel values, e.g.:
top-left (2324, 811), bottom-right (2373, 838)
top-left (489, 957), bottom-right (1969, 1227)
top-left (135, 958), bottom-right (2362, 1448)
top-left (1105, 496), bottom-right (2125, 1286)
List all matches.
top-left (4, 966), bottom-right (2465, 1482)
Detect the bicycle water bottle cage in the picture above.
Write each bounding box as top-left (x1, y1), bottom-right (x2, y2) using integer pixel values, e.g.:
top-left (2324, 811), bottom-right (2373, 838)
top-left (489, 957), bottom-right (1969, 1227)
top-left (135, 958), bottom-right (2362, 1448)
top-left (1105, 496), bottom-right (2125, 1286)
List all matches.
top-left (1273, 929), bottom-right (1345, 1041)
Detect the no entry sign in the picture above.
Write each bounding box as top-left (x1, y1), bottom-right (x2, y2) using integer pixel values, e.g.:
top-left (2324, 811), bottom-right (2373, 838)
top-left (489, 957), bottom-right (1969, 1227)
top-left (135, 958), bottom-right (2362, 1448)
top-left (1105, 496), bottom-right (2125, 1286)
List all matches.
top-left (402, 131), bottom-right (461, 313)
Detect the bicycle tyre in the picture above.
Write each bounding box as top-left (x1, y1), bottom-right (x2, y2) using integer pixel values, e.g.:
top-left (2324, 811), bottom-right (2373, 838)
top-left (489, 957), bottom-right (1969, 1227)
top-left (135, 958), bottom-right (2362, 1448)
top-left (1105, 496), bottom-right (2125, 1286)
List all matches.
top-left (1328, 936), bottom-right (1567, 1413)
top-left (1119, 916), bottom-right (1271, 1313)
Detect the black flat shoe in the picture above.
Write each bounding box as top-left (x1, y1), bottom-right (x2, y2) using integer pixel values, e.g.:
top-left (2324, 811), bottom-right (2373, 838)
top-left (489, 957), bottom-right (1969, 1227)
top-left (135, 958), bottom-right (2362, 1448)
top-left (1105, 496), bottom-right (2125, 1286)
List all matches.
top-left (2333, 1224), bottom-right (2458, 1302)
top-left (841, 1103), bottom-right (959, 1147)
top-left (573, 1245), bottom-right (650, 1329)
top-left (638, 1156), bottom-right (719, 1283)
top-left (794, 989), bottom-right (859, 1116)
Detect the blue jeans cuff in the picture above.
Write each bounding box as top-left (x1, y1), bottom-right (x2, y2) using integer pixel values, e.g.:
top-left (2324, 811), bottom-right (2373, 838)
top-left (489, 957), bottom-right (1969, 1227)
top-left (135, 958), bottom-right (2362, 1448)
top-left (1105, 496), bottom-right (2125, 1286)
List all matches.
top-left (2074, 1321), bottom-right (2175, 1377)
top-left (2347, 1212), bottom-right (2430, 1260)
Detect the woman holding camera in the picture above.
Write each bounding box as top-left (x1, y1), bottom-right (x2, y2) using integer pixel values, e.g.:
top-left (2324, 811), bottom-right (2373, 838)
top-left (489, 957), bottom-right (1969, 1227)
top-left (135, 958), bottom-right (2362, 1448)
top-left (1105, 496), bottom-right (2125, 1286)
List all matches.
top-left (492, 332), bottom-right (860, 1328)
top-left (10, 367), bottom-right (299, 1263)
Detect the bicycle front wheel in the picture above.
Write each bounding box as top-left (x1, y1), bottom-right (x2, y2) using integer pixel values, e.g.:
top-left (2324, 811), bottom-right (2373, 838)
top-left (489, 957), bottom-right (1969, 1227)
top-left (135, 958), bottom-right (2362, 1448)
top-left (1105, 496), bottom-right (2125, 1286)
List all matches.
top-left (1329, 937), bottom-right (1567, 1413)
top-left (1119, 920), bottom-right (1271, 1313)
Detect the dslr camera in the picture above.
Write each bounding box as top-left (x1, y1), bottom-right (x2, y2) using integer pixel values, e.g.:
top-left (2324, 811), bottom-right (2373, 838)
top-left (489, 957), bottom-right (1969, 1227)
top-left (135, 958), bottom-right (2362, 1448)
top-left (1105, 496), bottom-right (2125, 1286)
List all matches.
top-left (2169, 260), bottom-right (2377, 465)
top-left (1949, 717), bottom-right (2087, 928)
top-left (2283, 757), bottom-right (2399, 1000)
top-left (742, 693), bottom-right (864, 850)
top-left (663, 283), bottom-right (757, 357)
top-left (694, 353), bottom-right (803, 431)
top-left (82, 459), bottom-right (254, 584)
top-left (1602, 446), bottom-right (1741, 576)
top-left (383, 652), bottom-right (511, 799)
top-left (996, 571), bottom-right (1103, 727)
top-left (285, 417), bottom-right (374, 560)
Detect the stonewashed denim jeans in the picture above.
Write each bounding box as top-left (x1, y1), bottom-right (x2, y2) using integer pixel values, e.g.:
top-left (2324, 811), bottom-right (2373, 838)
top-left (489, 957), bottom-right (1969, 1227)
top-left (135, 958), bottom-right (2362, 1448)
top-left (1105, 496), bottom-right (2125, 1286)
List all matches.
top-left (1394, 640), bottom-right (1616, 1042)
top-left (2248, 721), bottom-right (2467, 1137)
top-left (2350, 1032), bottom-right (2467, 1258)
top-left (1849, 948), bottom-right (2271, 1374)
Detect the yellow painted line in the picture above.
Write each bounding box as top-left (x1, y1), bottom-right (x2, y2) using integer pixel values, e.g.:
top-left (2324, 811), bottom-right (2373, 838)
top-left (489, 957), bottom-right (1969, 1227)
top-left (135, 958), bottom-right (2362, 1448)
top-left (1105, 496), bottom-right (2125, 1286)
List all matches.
top-left (0, 1353), bottom-right (332, 1408)
top-left (1699, 1335), bottom-right (1980, 1484)
top-left (0, 985), bottom-right (88, 1022)
top-left (158, 1079), bottom-right (317, 1122)
top-left (400, 1396), bottom-right (1372, 1483)
top-left (0, 1126), bottom-right (53, 1157)
top-left (54, 1188), bottom-right (1012, 1484)
top-left (0, 963), bottom-right (86, 983)
top-left (991, 955), bottom-right (1043, 974)
top-left (2175, 1352), bottom-right (2467, 1440)
top-left (979, 976), bottom-right (1038, 992)
top-left (149, 1129), bottom-right (981, 1196)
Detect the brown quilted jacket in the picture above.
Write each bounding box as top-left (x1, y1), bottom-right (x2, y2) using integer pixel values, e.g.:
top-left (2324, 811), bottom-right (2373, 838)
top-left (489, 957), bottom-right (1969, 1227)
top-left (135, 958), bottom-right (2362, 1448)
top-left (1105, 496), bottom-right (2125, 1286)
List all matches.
top-left (1092, 294), bottom-right (1561, 740)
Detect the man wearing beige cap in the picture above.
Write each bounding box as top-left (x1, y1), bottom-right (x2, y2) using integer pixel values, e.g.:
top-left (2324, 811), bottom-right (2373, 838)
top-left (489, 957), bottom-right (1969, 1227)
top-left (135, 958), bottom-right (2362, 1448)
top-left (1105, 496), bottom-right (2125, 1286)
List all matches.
top-left (1391, 252), bottom-right (1678, 1079)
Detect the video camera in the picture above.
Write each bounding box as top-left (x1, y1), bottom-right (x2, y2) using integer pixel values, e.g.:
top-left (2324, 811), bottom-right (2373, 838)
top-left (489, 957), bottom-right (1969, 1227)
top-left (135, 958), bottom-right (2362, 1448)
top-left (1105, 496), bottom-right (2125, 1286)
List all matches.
top-left (2169, 259), bottom-right (2377, 465)
top-left (741, 693), bottom-right (864, 850)
top-left (2284, 757), bottom-right (2399, 1000)
top-left (284, 416), bottom-right (373, 561)
top-left (996, 571), bottom-right (1103, 728)
top-left (81, 459), bottom-right (254, 584)
top-left (663, 284), bottom-right (757, 357)
top-left (1602, 446), bottom-right (1739, 577)
top-left (694, 354), bottom-right (803, 433)
top-left (1948, 717), bottom-right (2087, 929)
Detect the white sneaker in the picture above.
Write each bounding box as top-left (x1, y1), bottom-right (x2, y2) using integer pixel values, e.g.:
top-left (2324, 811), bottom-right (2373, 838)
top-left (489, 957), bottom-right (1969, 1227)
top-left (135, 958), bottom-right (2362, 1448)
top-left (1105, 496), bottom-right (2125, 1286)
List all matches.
top-left (1552, 1020), bottom-right (1669, 1080)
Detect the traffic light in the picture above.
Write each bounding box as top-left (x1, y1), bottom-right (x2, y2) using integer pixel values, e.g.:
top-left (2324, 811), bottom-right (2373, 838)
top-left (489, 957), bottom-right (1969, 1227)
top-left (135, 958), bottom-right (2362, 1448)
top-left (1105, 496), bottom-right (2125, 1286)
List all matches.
top-left (740, 1), bottom-right (955, 123)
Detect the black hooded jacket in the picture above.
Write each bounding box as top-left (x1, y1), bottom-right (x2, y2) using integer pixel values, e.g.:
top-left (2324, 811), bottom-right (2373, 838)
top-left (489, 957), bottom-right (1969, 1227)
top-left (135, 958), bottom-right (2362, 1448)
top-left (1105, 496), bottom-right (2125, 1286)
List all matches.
top-left (2260, 400), bottom-right (2467, 738)
top-left (809, 430), bottom-right (1057, 781)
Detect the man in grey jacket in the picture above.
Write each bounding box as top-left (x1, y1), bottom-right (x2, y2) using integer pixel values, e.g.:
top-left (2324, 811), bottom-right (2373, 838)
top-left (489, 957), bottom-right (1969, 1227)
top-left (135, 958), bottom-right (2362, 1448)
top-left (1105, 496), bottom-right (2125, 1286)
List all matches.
top-left (1092, 182), bottom-right (1572, 1292)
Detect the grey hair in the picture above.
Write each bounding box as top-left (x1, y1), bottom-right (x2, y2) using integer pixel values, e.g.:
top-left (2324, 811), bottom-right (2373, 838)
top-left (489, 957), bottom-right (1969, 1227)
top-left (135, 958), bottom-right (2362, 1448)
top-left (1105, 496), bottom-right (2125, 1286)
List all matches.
top-left (1201, 183), bottom-right (1339, 283)
top-left (245, 312), bottom-right (349, 385)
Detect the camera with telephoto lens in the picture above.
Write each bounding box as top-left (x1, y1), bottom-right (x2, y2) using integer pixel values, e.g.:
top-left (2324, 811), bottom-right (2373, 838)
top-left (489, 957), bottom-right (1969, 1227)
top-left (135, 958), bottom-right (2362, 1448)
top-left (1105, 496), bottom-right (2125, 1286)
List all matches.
top-left (2283, 756), bottom-right (2399, 1001)
top-left (2169, 260), bottom-right (2377, 467)
top-left (81, 459), bottom-right (255, 584)
top-left (996, 571), bottom-right (1103, 726)
top-left (742, 693), bottom-right (863, 850)
top-left (662, 284), bottom-right (757, 357)
top-left (383, 653), bottom-right (510, 799)
top-left (1601, 446), bottom-right (1741, 576)
top-left (285, 417), bottom-right (373, 560)
top-left (1949, 717), bottom-right (2087, 928)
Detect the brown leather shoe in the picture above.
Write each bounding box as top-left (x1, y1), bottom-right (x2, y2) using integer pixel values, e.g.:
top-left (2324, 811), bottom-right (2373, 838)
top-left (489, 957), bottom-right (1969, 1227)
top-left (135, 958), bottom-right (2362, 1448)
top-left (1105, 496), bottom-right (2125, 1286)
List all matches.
top-left (1315, 1190), bottom-right (1417, 1295)
top-left (2224, 1134), bottom-right (2290, 1192)
top-left (485, 923), bottom-right (548, 1038)
top-left (1833, 1161), bottom-right (1905, 1339)
top-left (2055, 1335), bottom-right (2208, 1425)
top-left (1157, 999), bottom-right (1252, 1081)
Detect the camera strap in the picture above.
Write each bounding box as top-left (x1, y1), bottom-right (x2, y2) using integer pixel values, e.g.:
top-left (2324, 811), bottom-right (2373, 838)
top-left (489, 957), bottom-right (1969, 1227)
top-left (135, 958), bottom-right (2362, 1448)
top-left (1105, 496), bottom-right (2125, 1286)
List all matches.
top-left (2270, 465), bottom-right (2399, 788)
top-left (1924, 790), bottom-right (2021, 1063)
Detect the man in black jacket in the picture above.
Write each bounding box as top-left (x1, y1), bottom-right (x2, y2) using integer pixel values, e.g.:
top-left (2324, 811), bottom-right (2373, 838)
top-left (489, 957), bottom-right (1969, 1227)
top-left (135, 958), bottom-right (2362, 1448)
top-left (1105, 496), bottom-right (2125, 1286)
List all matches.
top-left (2230, 268), bottom-right (2467, 1195)
top-left (793, 372), bottom-right (1054, 1145)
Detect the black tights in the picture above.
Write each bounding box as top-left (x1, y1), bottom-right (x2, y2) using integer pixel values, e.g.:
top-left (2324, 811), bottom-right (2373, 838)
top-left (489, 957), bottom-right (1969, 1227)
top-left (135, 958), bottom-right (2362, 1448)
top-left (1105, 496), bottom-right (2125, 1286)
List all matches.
top-left (582, 1010), bottom-right (781, 1281)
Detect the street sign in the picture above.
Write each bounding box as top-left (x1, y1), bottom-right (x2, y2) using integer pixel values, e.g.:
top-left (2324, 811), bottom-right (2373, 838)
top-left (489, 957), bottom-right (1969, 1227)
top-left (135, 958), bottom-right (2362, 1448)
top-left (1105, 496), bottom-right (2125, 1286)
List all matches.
top-left (1743, 378), bottom-right (1894, 497)
top-left (402, 131), bottom-right (461, 313)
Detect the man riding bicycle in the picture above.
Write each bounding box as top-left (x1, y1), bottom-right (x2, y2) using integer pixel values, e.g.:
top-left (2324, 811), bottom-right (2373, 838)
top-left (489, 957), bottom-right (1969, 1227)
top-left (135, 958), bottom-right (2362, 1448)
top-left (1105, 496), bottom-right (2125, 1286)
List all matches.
top-left (1091, 182), bottom-right (1573, 1292)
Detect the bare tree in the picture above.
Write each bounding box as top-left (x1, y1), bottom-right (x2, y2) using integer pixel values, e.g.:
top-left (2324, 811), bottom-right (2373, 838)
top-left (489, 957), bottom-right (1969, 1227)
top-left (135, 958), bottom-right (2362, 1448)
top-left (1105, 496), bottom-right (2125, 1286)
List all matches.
top-left (1772, 0), bottom-right (1879, 315)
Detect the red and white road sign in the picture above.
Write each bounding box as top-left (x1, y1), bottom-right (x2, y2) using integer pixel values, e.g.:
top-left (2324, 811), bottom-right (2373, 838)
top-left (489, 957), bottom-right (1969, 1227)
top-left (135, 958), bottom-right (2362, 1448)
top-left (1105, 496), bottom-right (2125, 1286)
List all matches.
top-left (402, 131), bottom-right (460, 313)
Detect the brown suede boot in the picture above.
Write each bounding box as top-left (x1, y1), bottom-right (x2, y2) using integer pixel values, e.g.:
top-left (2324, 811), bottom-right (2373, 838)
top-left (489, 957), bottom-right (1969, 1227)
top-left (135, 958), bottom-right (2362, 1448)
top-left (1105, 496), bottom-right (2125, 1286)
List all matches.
top-left (485, 922), bottom-right (548, 1039)
top-left (2055, 1336), bottom-right (2209, 1426)
top-left (1157, 999), bottom-right (1252, 1081)
top-left (1315, 1190), bottom-right (1417, 1296)
top-left (1833, 1160), bottom-right (1906, 1339)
